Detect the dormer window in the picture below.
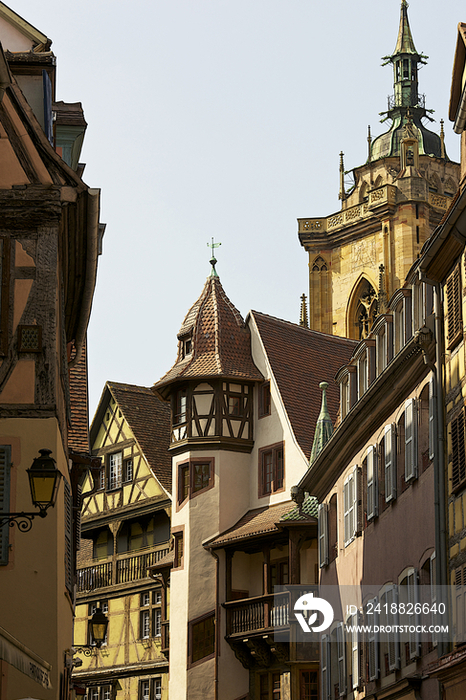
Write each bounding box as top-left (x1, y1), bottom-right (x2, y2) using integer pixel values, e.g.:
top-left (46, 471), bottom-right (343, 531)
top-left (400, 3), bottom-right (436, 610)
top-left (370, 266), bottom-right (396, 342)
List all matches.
top-left (180, 334), bottom-right (193, 360)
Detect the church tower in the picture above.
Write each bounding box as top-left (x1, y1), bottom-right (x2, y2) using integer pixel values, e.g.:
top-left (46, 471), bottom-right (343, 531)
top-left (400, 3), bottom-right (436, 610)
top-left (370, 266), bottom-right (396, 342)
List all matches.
top-left (299, 0), bottom-right (460, 339)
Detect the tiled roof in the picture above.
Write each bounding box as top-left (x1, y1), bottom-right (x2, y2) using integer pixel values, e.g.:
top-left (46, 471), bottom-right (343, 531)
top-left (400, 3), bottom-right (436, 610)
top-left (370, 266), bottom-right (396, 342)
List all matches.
top-left (207, 501), bottom-right (295, 548)
top-left (154, 277), bottom-right (263, 393)
top-left (250, 312), bottom-right (357, 460)
top-left (68, 340), bottom-right (90, 453)
top-left (281, 495), bottom-right (319, 522)
top-left (106, 382), bottom-right (172, 494)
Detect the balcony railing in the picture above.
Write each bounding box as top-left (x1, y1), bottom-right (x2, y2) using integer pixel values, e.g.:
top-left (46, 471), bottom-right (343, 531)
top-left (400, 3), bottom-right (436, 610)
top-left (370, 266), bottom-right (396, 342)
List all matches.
top-left (77, 547), bottom-right (169, 593)
top-left (77, 562), bottom-right (113, 592)
top-left (116, 548), bottom-right (169, 583)
top-left (224, 587), bottom-right (318, 637)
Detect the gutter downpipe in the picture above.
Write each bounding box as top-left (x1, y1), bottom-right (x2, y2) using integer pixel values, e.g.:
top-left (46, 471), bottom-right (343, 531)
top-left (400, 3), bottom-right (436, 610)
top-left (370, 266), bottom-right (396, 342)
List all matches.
top-left (209, 547), bottom-right (219, 700)
top-left (419, 270), bottom-right (448, 658)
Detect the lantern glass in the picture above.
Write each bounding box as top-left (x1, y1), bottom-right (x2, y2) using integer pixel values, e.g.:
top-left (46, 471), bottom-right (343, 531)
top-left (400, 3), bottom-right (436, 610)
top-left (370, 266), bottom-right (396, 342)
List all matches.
top-left (90, 608), bottom-right (108, 646)
top-left (27, 449), bottom-right (61, 510)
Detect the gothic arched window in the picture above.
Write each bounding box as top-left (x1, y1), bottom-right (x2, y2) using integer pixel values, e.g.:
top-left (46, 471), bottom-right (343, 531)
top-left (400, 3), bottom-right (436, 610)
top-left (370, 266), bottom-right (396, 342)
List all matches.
top-left (347, 278), bottom-right (378, 340)
top-left (310, 256), bottom-right (331, 334)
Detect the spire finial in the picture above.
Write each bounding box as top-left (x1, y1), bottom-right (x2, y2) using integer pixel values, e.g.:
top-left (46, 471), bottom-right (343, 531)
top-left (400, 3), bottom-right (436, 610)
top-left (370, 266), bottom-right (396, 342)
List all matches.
top-left (367, 125), bottom-right (372, 162)
top-left (207, 237), bottom-right (221, 277)
top-left (309, 381), bottom-right (333, 465)
top-left (440, 119), bottom-right (446, 159)
top-left (338, 152), bottom-right (346, 201)
top-left (300, 294), bottom-right (309, 328)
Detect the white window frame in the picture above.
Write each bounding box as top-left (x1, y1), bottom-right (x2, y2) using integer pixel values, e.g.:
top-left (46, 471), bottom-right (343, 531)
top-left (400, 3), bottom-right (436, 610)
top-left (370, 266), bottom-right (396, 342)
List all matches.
top-left (351, 612), bottom-right (360, 690)
top-left (366, 445), bottom-right (378, 520)
top-left (108, 452), bottom-right (122, 490)
top-left (405, 399), bottom-right (418, 482)
top-left (318, 503), bottom-right (328, 568)
top-left (384, 424), bottom-right (397, 502)
top-left (343, 467), bottom-right (358, 546)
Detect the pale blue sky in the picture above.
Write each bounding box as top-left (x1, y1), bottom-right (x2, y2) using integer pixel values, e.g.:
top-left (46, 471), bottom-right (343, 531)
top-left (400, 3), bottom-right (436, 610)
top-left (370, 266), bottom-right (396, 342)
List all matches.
top-left (10, 0), bottom-right (465, 416)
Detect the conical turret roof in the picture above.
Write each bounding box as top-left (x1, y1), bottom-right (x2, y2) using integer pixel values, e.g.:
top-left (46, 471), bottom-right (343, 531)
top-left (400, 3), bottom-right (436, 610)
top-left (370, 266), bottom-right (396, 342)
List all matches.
top-left (309, 382), bottom-right (333, 465)
top-left (154, 276), bottom-right (263, 394)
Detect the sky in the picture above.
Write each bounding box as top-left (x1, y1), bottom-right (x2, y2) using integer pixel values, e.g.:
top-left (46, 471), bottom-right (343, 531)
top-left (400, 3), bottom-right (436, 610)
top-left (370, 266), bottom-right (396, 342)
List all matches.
top-left (7, 0), bottom-right (465, 417)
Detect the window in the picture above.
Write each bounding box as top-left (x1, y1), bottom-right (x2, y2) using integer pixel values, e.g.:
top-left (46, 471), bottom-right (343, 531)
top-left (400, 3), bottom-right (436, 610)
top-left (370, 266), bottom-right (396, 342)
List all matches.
top-left (139, 589), bottom-right (162, 639)
top-left (404, 399), bottom-right (418, 481)
top-left (123, 458), bottom-right (133, 482)
top-left (139, 679), bottom-right (162, 700)
top-left (108, 452), bottom-right (122, 490)
top-left (259, 381), bottom-right (271, 417)
top-left (376, 325), bottom-right (387, 374)
top-left (259, 672), bottom-right (282, 700)
top-left (446, 264), bottom-right (462, 349)
top-left (116, 512), bottom-right (170, 553)
top-left (87, 686), bottom-right (112, 700)
top-left (177, 459), bottom-right (214, 504)
top-left (384, 424), bottom-right (397, 502)
top-left (452, 410), bottom-right (466, 491)
top-left (189, 612), bottom-right (215, 666)
top-left (381, 585), bottom-right (400, 671)
top-left (400, 568), bottom-right (420, 660)
top-left (341, 375), bottom-right (350, 419)
top-left (270, 559), bottom-right (289, 587)
top-left (173, 531), bottom-right (184, 569)
top-left (336, 622), bottom-right (346, 695)
top-left (429, 377), bottom-right (435, 462)
top-left (358, 352), bottom-right (368, 399)
top-left (259, 443), bottom-right (284, 497)
top-left (343, 467), bottom-right (359, 546)
top-left (366, 445), bottom-right (378, 521)
top-left (321, 634), bottom-right (330, 700)
top-left (175, 388), bottom-right (187, 425)
top-left (93, 528), bottom-right (113, 560)
top-left (0, 446), bottom-right (11, 565)
top-left (299, 671), bottom-right (318, 700)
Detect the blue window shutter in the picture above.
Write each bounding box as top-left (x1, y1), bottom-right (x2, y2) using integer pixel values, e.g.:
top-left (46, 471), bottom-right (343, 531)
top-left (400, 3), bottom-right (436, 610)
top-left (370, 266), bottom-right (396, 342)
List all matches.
top-left (0, 446), bottom-right (11, 565)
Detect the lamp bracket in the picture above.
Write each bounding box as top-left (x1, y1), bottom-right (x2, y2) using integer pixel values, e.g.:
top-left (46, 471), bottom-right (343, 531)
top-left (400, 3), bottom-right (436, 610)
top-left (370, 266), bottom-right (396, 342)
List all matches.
top-left (0, 510), bottom-right (47, 531)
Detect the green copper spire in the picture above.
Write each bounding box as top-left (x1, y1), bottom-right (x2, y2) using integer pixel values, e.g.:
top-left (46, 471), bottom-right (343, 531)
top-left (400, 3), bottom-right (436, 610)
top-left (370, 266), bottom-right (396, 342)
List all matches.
top-left (393, 0), bottom-right (417, 56)
top-left (370, 1), bottom-right (443, 162)
top-left (309, 382), bottom-right (333, 466)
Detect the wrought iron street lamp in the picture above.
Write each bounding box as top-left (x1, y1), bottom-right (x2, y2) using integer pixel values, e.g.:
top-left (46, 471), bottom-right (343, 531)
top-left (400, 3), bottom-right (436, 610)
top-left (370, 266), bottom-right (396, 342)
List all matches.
top-left (0, 449), bottom-right (62, 531)
top-left (74, 608), bottom-right (109, 656)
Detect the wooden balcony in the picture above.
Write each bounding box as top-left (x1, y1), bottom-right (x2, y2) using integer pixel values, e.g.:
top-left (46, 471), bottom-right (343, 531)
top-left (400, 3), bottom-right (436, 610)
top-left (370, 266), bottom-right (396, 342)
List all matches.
top-left (224, 586), bottom-right (318, 638)
top-left (77, 546), bottom-right (169, 592)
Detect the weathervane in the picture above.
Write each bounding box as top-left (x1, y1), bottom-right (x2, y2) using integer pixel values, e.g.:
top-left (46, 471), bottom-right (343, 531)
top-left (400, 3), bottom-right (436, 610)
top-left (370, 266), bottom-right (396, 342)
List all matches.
top-left (207, 237), bottom-right (221, 277)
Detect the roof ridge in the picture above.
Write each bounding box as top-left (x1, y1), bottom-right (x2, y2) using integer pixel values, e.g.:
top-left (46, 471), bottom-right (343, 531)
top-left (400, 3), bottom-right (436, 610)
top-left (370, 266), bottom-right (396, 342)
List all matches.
top-left (107, 381), bottom-right (153, 392)
top-left (250, 310), bottom-right (358, 345)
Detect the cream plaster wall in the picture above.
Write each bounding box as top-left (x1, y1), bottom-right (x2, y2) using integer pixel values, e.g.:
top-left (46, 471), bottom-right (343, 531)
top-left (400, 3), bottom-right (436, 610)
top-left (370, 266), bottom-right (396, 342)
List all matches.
top-left (0, 16), bottom-right (34, 51)
top-left (0, 417), bottom-right (71, 700)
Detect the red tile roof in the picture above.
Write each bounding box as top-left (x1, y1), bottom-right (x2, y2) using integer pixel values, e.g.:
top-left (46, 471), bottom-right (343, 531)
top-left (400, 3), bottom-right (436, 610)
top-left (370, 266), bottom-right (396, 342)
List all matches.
top-left (92, 382), bottom-right (172, 494)
top-left (68, 340), bottom-right (90, 453)
top-left (154, 277), bottom-right (263, 394)
top-left (207, 501), bottom-right (294, 548)
top-left (249, 312), bottom-right (357, 460)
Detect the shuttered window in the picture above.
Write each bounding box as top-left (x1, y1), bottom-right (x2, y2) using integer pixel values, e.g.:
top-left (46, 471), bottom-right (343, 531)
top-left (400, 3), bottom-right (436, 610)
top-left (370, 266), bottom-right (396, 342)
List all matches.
top-left (367, 598), bottom-right (379, 681)
top-left (384, 424), bottom-right (397, 502)
top-left (344, 467), bottom-right (358, 546)
top-left (366, 446), bottom-right (378, 520)
top-left (407, 569), bottom-right (421, 659)
top-left (452, 411), bottom-right (466, 490)
top-left (64, 479), bottom-right (73, 592)
top-left (351, 612), bottom-right (360, 690)
top-left (405, 399), bottom-right (418, 481)
top-left (0, 446), bottom-right (11, 565)
top-left (446, 264), bottom-right (462, 349)
top-left (429, 377), bottom-right (435, 461)
top-left (321, 634), bottom-right (330, 700)
top-left (336, 622), bottom-right (346, 696)
top-left (318, 503), bottom-right (328, 568)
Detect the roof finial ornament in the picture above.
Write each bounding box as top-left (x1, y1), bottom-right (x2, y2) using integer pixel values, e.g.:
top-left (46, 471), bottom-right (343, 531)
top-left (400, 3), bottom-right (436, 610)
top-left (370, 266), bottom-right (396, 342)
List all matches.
top-left (338, 152), bottom-right (346, 201)
top-left (300, 294), bottom-right (309, 328)
top-left (207, 237), bottom-right (221, 278)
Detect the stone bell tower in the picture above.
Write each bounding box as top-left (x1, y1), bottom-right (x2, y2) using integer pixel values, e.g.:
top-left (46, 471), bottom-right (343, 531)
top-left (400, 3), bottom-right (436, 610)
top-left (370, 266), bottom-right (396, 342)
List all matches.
top-left (299, 0), bottom-right (460, 339)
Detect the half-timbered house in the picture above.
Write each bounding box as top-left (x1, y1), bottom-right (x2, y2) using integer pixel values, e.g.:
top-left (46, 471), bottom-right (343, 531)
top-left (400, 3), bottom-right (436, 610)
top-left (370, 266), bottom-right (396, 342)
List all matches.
top-left (73, 383), bottom-right (171, 700)
top-left (0, 4), bottom-right (103, 699)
